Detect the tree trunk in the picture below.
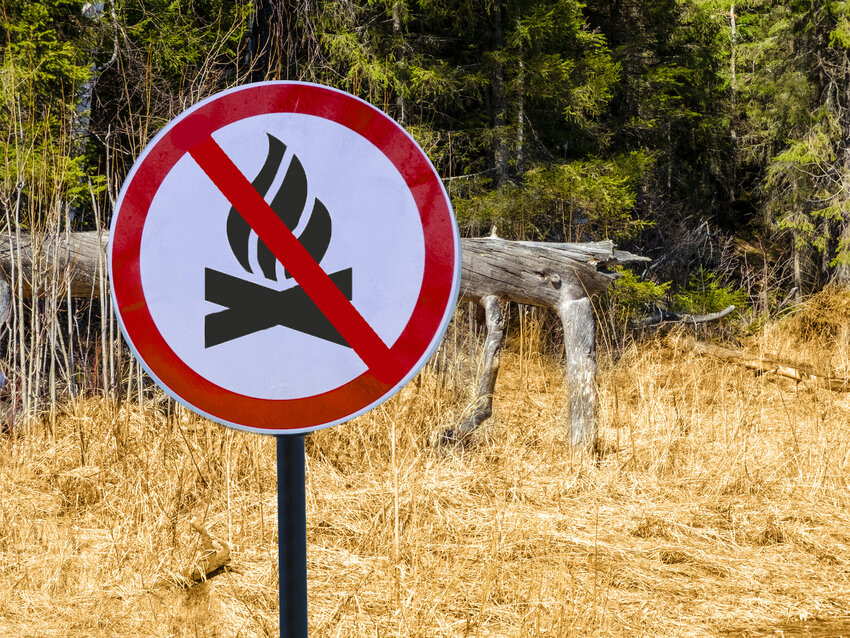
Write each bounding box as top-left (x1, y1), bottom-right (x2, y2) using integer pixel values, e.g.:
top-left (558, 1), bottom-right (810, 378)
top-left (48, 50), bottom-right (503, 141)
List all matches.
top-left (727, 3), bottom-right (738, 226)
top-left (0, 231), bottom-right (108, 299)
top-left (836, 221), bottom-right (850, 287)
top-left (793, 239), bottom-right (803, 298)
top-left (836, 50), bottom-right (850, 287)
top-left (454, 236), bottom-right (645, 448)
top-left (0, 232), bottom-right (645, 303)
top-left (489, 0), bottom-right (509, 186)
top-left (251, 0), bottom-right (280, 81)
top-left (516, 19), bottom-right (524, 177)
top-left (393, 1), bottom-right (407, 126)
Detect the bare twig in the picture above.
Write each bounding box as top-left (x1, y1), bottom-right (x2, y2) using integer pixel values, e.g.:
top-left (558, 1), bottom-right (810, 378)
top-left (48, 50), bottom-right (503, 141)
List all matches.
top-left (631, 305), bottom-right (736, 328)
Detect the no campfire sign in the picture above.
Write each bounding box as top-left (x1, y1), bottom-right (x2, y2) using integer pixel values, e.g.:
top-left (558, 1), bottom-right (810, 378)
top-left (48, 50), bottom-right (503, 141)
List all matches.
top-left (109, 81), bottom-right (461, 434)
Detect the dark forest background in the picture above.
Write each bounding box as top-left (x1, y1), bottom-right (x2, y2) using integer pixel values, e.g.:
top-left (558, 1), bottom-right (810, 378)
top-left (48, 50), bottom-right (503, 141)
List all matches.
top-left (4, 0), bottom-right (850, 327)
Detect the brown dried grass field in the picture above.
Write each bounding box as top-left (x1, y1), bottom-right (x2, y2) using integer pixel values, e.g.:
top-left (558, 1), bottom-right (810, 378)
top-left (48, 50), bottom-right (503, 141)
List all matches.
top-left (1, 291), bottom-right (850, 637)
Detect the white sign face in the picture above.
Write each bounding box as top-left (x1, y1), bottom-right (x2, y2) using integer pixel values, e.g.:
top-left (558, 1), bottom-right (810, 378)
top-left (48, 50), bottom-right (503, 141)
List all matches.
top-left (140, 113), bottom-right (425, 399)
top-left (110, 82), bottom-right (461, 434)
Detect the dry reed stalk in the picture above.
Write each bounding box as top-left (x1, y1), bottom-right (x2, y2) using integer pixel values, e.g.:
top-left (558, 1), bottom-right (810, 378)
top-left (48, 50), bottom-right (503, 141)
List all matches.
top-left (0, 327), bottom-right (847, 636)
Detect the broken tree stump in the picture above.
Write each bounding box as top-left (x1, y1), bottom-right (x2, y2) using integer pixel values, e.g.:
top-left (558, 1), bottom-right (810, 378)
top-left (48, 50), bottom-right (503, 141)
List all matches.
top-left (443, 294), bottom-right (505, 443)
top-left (560, 297), bottom-right (596, 447)
top-left (450, 236), bottom-right (647, 448)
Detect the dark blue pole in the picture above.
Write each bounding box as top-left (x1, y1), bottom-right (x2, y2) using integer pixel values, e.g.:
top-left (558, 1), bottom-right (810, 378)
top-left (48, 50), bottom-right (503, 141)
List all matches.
top-left (277, 434), bottom-right (308, 637)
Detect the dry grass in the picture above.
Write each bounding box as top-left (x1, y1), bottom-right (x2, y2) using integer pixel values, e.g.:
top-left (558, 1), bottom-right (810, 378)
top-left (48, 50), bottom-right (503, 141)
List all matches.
top-left (1, 290), bottom-right (850, 637)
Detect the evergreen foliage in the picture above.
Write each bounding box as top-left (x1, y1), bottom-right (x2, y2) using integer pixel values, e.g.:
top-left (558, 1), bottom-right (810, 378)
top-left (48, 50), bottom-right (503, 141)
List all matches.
top-left (733, 0), bottom-right (850, 289)
top-left (609, 266), bottom-right (671, 321)
top-left (674, 266), bottom-right (748, 314)
top-left (4, 0), bottom-right (850, 305)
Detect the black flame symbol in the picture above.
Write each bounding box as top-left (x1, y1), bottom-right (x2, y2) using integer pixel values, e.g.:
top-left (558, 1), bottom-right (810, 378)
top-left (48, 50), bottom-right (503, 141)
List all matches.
top-left (226, 133), bottom-right (331, 279)
top-left (204, 133), bottom-right (353, 348)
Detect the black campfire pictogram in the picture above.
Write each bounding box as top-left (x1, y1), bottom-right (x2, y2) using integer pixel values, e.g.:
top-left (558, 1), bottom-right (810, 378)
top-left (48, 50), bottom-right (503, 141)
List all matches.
top-left (204, 133), bottom-right (353, 348)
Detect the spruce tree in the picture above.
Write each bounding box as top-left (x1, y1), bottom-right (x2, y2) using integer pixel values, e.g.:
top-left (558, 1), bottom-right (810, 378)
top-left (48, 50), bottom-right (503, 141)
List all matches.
top-left (733, 0), bottom-right (850, 290)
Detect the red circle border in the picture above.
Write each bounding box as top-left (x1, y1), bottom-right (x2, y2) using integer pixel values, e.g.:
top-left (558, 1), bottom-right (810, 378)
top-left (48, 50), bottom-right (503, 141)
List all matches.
top-left (110, 82), bottom-right (458, 432)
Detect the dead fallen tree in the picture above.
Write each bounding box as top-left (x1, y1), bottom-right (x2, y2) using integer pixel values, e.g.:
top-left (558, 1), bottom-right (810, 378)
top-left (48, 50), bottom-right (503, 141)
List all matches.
top-left (685, 340), bottom-right (850, 392)
top-left (0, 231), bottom-right (647, 448)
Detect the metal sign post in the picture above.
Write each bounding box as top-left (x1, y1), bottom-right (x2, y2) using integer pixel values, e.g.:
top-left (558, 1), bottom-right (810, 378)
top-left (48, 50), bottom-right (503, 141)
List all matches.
top-left (277, 435), bottom-right (308, 637)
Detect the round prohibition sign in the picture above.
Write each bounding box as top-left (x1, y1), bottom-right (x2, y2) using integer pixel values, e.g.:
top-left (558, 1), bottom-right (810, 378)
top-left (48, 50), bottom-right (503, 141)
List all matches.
top-left (109, 81), bottom-right (461, 434)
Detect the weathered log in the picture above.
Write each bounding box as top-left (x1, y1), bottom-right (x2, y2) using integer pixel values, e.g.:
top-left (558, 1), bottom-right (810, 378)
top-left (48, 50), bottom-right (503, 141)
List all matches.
top-left (0, 230), bottom-right (108, 298)
top-left (459, 237), bottom-right (642, 304)
top-left (686, 340), bottom-right (850, 392)
top-left (0, 232), bottom-right (647, 303)
top-left (0, 232), bottom-right (638, 300)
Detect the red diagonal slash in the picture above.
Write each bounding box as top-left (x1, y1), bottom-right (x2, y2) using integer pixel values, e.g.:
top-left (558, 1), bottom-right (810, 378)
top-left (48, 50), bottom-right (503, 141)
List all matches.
top-left (188, 136), bottom-right (402, 385)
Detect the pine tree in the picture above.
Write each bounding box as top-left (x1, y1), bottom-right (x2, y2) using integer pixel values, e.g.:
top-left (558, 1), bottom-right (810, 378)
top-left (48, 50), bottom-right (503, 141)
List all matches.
top-left (733, 0), bottom-right (850, 290)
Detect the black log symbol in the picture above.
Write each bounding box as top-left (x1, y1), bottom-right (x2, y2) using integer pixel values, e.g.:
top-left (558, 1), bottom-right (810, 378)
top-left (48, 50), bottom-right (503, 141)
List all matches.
top-left (204, 133), bottom-right (353, 348)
